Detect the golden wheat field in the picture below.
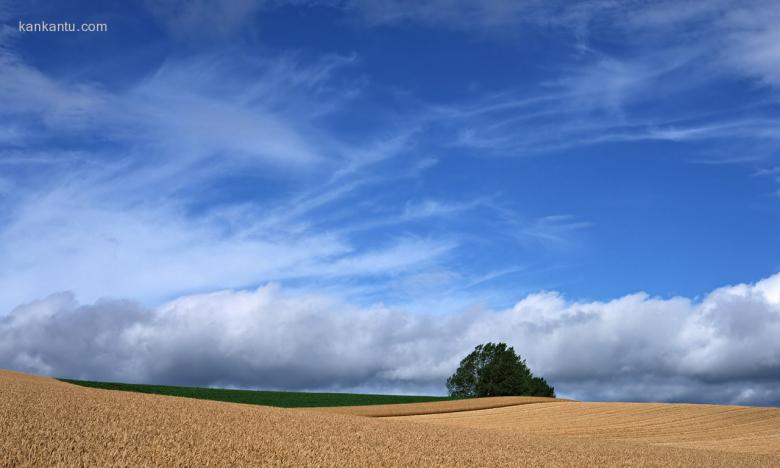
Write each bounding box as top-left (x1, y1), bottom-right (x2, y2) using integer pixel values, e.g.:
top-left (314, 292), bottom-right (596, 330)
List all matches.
top-left (3, 370), bottom-right (780, 467)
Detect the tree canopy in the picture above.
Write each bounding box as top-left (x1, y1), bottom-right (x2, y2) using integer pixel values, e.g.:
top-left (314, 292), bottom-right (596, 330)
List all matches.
top-left (446, 342), bottom-right (555, 398)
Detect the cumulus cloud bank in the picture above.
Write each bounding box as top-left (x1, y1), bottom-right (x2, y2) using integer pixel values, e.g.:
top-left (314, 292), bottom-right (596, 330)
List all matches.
top-left (2, 273), bottom-right (779, 406)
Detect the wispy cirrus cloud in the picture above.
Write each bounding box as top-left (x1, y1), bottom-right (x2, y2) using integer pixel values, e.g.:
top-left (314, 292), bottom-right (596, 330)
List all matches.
top-left (95, 0), bottom-right (780, 170)
top-left (0, 44), bottom-right (467, 312)
top-left (519, 215), bottom-right (593, 246)
top-left (0, 51), bottom-right (358, 171)
top-left (330, 0), bottom-right (780, 166)
top-left (137, 0), bottom-right (780, 89)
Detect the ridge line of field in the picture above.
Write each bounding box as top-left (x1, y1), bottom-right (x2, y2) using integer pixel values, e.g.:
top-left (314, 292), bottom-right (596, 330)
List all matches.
top-left (311, 395), bottom-right (571, 417)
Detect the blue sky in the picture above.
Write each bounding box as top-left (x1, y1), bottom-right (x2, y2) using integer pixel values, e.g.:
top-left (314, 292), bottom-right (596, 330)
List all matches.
top-left (2, 1), bottom-right (780, 404)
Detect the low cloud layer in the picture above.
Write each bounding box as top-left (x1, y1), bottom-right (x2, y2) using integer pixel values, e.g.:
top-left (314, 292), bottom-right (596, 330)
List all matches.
top-left (2, 273), bottom-right (779, 406)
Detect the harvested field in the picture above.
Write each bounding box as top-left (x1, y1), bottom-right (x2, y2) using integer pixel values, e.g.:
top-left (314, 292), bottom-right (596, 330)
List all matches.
top-left (314, 395), bottom-right (565, 417)
top-left (394, 401), bottom-right (780, 456)
top-left (3, 370), bottom-right (780, 467)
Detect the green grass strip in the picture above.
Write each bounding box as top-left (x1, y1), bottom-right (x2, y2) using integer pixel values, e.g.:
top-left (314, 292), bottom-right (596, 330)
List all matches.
top-left (58, 378), bottom-right (456, 408)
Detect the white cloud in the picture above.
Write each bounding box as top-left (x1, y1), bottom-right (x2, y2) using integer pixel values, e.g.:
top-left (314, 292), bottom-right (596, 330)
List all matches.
top-left (583, 0), bottom-right (780, 88)
top-left (519, 215), bottom-right (593, 245)
top-left (718, 7), bottom-right (780, 87)
top-left (2, 272), bottom-right (780, 405)
top-left (402, 198), bottom-right (482, 220)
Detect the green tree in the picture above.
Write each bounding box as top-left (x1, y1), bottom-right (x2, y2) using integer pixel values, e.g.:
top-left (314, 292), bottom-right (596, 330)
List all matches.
top-left (446, 342), bottom-right (555, 398)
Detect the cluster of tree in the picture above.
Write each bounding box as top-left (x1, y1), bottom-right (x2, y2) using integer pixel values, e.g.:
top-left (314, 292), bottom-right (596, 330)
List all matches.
top-left (446, 342), bottom-right (555, 398)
